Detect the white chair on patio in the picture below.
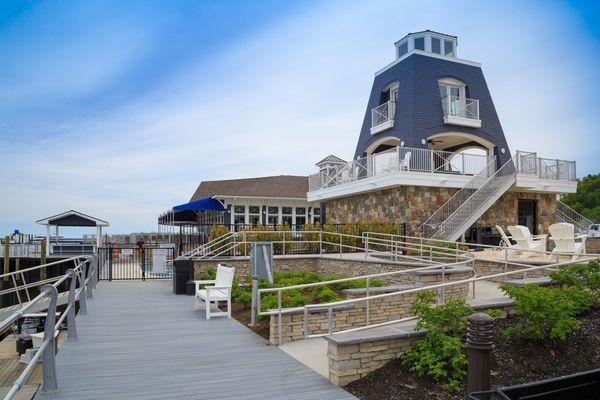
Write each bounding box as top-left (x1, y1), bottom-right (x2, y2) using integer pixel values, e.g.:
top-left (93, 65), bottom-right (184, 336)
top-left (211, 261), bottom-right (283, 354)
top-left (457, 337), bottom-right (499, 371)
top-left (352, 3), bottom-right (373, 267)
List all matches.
top-left (194, 264), bottom-right (235, 319)
top-left (548, 223), bottom-right (586, 261)
top-left (507, 225), bottom-right (547, 260)
top-left (495, 225), bottom-right (519, 253)
top-left (399, 151), bottom-right (412, 171)
top-left (382, 156), bottom-right (399, 173)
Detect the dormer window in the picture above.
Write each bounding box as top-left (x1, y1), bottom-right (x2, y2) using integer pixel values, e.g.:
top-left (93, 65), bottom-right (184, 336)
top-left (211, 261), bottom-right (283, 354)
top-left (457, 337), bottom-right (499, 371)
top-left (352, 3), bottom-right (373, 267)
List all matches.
top-left (438, 78), bottom-right (480, 128)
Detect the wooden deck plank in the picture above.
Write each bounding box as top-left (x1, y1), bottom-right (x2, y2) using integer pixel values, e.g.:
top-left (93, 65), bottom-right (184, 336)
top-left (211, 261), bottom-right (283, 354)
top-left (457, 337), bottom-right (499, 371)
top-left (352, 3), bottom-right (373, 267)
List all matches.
top-left (34, 280), bottom-right (355, 400)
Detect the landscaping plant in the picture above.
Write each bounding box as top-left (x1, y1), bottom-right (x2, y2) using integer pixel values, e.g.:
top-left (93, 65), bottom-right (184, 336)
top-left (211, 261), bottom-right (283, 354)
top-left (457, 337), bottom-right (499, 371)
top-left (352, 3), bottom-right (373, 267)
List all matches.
top-left (550, 260), bottom-right (600, 307)
top-left (500, 284), bottom-right (591, 342)
top-left (401, 291), bottom-right (473, 392)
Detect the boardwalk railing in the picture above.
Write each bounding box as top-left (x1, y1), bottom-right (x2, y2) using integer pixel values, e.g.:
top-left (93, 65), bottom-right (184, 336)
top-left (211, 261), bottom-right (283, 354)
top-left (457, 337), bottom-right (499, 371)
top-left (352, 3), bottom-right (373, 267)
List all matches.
top-left (0, 254), bottom-right (99, 399)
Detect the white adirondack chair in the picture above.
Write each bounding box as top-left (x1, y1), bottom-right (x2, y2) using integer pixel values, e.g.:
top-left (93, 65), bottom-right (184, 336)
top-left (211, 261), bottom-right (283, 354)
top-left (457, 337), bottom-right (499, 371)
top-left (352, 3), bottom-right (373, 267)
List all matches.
top-left (495, 225), bottom-right (518, 252)
top-left (382, 156), bottom-right (399, 173)
top-left (399, 151), bottom-right (412, 171)
top-left (548, 223), bottom-right (586, 261)
top-left (194, 264), bottom-right (235, 319)
top-left (506, 225), bottom-right (546, 260)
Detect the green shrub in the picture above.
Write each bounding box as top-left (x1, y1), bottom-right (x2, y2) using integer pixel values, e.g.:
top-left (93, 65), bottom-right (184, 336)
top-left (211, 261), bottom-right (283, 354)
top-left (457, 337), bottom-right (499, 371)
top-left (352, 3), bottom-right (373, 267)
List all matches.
top-left (500, 284), bottom-right (589, 342)
top-left (401, 291), bottom-right (473, 392)
top-left (550, 260), bottom-right (600, 307)
top-left (314, 286), bottom-right (340, 303)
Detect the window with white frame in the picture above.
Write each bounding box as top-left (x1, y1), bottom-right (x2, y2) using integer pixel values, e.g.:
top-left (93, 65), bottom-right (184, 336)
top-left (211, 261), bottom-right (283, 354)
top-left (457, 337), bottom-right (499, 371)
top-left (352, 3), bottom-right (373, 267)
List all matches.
top-left (431, 37), bottom-right (441, 54)
top-left (439, 78), bottom-right (465, 116)
top-left (444, 39), bottom-right (455, 57)
top-left (282, 207), bottom-right (293, 226)
top-left (398, 41), bottom-right (408, 58)
top-left (233, 205), bottom-right (246, 225)
top-left (312, 207), bottom-right (321, 223)
top-left (295, 207), bottom-right (307, 226)
top-left (267, 206), bottom-right (279, 226)
top-left (414, 36), bottom-right (425, 51)
top-left (248, 206), bottom-right (261, 226)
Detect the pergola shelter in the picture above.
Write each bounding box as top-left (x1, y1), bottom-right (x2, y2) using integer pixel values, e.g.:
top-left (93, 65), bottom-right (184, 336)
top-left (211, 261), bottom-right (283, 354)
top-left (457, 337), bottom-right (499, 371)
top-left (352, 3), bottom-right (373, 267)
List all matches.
top-left (36, 210), bottom-right (109, 255)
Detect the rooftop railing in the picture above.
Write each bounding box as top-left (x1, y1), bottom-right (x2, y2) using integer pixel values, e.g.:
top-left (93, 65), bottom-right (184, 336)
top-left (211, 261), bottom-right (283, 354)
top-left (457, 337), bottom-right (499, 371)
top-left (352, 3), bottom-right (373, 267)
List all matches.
top-left (309, 146), bottom-right (495, 191)
top-left (515, 150), bottom-right (576, 181)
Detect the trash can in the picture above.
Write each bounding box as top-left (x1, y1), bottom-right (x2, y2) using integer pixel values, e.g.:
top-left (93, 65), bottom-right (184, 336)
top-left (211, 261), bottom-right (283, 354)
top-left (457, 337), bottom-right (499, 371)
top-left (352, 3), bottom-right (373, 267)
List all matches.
top-left (185, 280), bottom-right (196, 296)
top-left (173, 260), bottom-right (194, 295)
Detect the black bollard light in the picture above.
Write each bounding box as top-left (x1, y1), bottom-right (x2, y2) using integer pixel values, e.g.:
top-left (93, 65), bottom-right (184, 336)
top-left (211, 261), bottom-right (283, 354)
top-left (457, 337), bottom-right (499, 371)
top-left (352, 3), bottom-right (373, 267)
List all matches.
top-left (466, 312), bottom-right (495, 399)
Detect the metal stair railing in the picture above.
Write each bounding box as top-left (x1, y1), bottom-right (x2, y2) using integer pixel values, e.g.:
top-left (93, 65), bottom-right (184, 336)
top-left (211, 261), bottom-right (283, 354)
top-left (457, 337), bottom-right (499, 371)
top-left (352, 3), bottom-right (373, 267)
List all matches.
top-left (178, 231), bottom-right (235, 259)
top-left (421, 157), bottom-right (516, 241)
top-left (432, 157), bottom-right (516, 241)
top-left (556, 200), bottom-right (596, 233)
top-left (419, 156), bottom-right (497, 238)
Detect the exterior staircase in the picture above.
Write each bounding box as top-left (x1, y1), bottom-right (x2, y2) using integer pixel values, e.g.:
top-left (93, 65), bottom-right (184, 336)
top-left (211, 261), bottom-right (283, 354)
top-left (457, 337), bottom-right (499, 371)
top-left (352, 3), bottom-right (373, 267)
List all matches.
top-left (556, 200), bottom-right (596, 233)
top-left (420, 157), bottom-right (516, 241)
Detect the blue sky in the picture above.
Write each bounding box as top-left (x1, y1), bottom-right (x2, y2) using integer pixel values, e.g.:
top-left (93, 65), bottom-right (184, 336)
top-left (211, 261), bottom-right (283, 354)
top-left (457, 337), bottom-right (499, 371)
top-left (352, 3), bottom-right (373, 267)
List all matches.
top-left (0, 0), bottom-right (599, 235)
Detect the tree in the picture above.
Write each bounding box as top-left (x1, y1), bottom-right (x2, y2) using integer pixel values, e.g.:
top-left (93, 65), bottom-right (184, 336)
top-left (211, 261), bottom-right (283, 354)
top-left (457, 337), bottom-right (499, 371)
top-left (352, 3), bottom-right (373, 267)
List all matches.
top-left (561, 173), bottom-right (600, 222)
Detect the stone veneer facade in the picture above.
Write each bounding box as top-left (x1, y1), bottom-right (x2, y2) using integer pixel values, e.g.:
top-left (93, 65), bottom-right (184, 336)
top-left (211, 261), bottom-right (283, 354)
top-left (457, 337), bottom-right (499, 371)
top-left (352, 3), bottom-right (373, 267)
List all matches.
top-left (324, 187), bottom-right (558, 236)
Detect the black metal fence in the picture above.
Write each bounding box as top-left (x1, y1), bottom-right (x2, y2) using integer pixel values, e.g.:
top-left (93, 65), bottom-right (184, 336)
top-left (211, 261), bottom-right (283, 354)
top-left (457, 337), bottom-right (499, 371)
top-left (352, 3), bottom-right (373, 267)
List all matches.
top-left (98, 245), bottom-right (174, 280)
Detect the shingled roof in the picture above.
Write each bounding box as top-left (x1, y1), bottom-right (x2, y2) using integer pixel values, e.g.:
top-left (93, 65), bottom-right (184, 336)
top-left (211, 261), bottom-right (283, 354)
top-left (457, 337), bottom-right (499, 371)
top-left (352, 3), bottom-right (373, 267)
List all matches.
top-left (190, 175), bottom-right (309, 201)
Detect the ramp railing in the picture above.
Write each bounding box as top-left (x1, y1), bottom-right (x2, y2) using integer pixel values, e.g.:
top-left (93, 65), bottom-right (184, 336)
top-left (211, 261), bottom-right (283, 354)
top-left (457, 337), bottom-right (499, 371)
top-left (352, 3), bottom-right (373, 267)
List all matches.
top-left (0, 254), bottom-right (99, 399)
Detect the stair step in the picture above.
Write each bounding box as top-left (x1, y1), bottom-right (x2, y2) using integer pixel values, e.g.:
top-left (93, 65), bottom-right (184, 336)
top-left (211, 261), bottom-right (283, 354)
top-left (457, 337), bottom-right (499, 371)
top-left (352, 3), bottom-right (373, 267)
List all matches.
top-left (502, 277), bottom-right (553, 287)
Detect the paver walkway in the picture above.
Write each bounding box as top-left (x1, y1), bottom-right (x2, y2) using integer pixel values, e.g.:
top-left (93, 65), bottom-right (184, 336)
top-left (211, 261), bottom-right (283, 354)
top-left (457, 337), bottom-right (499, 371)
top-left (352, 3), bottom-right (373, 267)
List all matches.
top-left (35, 280), bottom-right (356, 400)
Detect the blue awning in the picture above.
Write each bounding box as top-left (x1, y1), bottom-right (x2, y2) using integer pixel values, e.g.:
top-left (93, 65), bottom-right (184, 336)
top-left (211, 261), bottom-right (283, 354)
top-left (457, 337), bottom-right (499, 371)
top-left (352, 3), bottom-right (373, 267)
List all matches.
top-left (172, 197), bottom-right (225, 212)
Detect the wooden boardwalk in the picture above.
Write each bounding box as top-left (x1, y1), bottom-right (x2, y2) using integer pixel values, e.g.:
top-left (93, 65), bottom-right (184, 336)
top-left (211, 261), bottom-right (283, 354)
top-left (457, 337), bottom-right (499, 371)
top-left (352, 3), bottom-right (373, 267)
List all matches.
top-left (34, 280), bottom-right (356, 400)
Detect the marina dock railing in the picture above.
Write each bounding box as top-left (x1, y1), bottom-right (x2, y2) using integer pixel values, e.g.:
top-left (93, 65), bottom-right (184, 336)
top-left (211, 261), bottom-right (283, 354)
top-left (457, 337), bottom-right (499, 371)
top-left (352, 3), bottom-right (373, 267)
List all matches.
top-left (0, 254), bottom-right (99, 400)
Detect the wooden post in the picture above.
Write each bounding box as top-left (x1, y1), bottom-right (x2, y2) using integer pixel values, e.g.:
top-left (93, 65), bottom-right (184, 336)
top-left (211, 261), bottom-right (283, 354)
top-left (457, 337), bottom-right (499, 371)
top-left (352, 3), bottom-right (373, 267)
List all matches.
top-left (41, 240), bottom-right (47, 280)
top-left (3, 236), bottom-right (9, 281)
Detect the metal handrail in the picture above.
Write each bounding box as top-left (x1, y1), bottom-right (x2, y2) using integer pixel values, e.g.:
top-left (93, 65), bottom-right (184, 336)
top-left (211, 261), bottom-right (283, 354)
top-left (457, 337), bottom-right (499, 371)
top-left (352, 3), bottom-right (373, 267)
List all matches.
top-left (556, 200), bottom-right (596, 232)
top-left (297, 256), bottom-right (598, 340)
top-left (419, 156), bottom-right (499, 238)
top-left (1, 254), bottom-right (99, 400)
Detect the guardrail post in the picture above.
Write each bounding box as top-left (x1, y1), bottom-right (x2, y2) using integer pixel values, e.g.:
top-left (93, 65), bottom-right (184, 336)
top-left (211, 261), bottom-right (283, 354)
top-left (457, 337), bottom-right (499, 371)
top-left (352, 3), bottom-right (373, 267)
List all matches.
top-left (3, 236), bottom-right (9, 281)
top-left (277, 290), bottom-right (282, 346)
top-left (466, 313), bottom-right (494, 399)
top-left (78, 263), bottom-right (88, 315)
top-left (366, 277), bottom-right (370, 326)
top-left (304, 307), bottom-right (309, 339)
top-left (328, 306), bottom-right (333, 335)
top-left (66, 269), bottom-right (78, 339)
top-left (41, 284), bottom-right (59, 393)
top-left (319, 231), bottom-right (322, 254)
top-left (87, 260), bottom-right (94, 299)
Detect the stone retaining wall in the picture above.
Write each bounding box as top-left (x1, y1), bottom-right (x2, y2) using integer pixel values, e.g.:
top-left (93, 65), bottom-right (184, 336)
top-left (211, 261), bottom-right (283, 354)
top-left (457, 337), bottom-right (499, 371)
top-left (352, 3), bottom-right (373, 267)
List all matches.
top-left (194, 255), bottom-right (450, 285)
top-left (327, 300), bottom-right (518, 386)
top-left (268, 268), bottom-right (473, 345)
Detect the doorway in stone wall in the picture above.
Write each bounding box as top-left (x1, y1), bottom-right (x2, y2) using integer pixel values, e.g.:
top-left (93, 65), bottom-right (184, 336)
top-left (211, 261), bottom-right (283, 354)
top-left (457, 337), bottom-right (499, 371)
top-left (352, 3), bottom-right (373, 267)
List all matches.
top-left (518, 199), bottom-right (538, 235)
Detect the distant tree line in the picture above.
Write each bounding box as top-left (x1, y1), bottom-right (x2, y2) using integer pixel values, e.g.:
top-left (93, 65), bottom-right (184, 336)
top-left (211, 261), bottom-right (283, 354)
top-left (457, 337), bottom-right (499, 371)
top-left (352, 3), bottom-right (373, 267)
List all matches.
top-left (561, 173), bottom-right (600, 222)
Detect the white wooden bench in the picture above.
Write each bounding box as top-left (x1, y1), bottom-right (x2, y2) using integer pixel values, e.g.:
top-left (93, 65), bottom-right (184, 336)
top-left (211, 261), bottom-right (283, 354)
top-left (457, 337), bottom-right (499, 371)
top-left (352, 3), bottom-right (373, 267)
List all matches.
top-left (194, 264), bottom-right (235, 319)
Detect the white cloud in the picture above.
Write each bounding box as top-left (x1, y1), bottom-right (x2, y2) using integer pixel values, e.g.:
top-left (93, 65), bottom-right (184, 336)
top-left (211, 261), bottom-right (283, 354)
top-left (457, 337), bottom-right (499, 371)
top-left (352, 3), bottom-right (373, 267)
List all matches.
top-left (1, 0), bottom-right (598, 234)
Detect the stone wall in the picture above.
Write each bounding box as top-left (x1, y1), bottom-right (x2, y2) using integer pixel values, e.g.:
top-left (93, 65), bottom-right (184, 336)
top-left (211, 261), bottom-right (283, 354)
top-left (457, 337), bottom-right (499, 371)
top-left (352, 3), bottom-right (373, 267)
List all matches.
top-left (327, 300), bottom-right (518, 386)
top-left (268, 268), bottom-right (472, 345)
top-left (194, 255), bottom-right (440, 285)
top-left (324, 187), bottom-right (558, 236)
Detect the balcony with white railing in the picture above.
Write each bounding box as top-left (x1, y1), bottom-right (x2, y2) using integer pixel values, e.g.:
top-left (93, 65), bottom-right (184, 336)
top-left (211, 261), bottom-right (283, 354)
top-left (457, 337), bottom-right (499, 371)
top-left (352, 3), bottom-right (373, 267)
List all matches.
top-left (441, 95), bottom-right (481, 128)
top-left (515, 151), bottom-right (577, 182)
top-left (308, 146), bottom-right (496, 197)
top-left (370, 101), bottom-right (395, 135)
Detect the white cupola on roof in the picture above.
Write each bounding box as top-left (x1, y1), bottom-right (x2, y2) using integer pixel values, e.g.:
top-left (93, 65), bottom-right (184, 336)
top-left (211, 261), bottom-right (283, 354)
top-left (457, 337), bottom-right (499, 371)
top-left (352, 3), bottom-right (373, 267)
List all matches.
top-left (395, 30), bottom-right (458, 59)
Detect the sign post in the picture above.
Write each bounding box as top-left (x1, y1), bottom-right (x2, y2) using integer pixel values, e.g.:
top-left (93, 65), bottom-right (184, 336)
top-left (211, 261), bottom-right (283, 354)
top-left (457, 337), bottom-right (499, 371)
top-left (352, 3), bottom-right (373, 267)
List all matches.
top-left (250, 242), bottom-right (273, 326)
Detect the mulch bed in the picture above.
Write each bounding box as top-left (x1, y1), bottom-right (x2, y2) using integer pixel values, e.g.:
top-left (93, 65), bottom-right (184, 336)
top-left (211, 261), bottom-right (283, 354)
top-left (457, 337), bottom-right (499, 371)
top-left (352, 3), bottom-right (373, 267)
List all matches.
top-left (231, 303), bottom-right (270, 340)
top-left (345, 309), bottom-right (600, 400)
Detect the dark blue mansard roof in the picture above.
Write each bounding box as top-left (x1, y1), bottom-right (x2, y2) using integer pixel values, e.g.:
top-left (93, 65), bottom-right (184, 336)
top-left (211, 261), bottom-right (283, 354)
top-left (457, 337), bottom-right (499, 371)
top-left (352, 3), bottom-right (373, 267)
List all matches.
top-left (353, 53), bottom-right (511, 165)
